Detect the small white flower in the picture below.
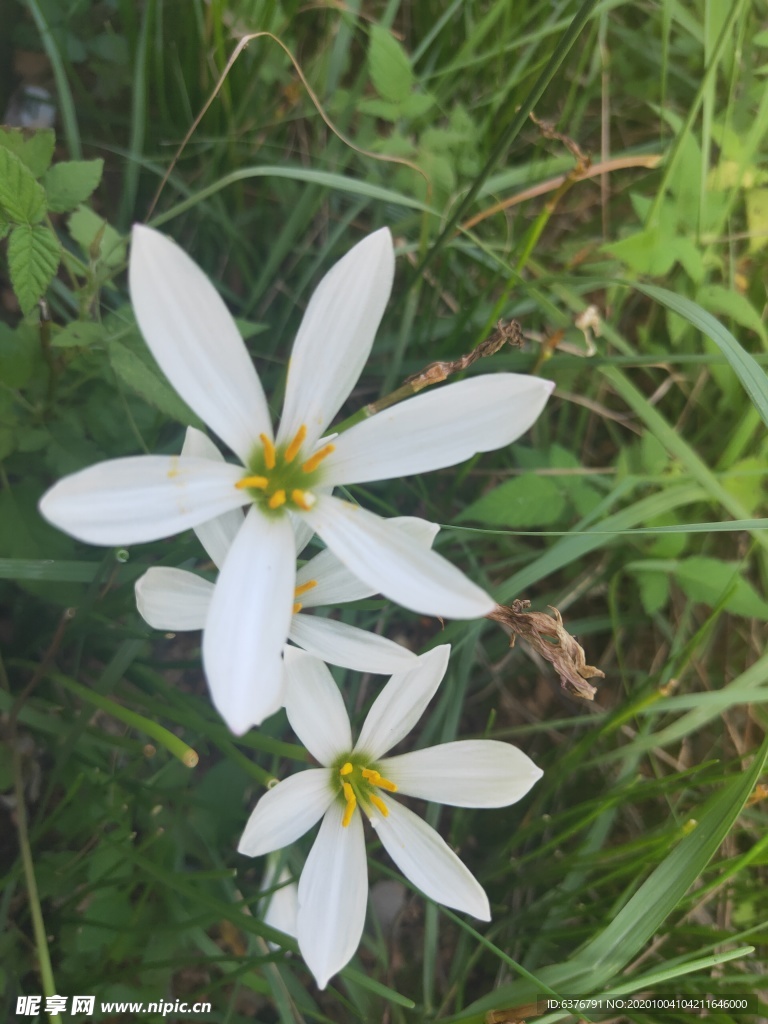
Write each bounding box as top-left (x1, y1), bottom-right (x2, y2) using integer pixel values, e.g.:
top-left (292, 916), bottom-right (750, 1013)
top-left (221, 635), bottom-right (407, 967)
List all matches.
top-left (40, 226), bottom-right (554, 732)
top-left (238, 645), bottom-right (543, 989)
top-left (135, 428), bottom-right (436, 725)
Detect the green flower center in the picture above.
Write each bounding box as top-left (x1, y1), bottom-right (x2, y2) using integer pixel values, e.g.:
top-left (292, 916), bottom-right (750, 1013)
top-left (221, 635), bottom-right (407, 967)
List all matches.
top-left (332, 755), bottom-right (398, 827)
top-left (235, 424), bottom-right (334, 515)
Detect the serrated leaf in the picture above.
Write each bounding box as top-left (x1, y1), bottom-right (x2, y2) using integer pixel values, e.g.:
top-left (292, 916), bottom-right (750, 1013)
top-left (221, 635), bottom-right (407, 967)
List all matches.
top-left (0, 126), bottom-right (55, 177)
top-left (109, 338), bottom-right (204, 428)
top-left (52, 321), bottom-right (106, 349)
top-left (7, 224), bottom-right (61, 315)
top-left (44, 159), bottom-right (104, 213)
top-left (67, 205), bottom-right (126, 267)
top-left (458, 474), bottom-right (566, 527)
top-left (0, 147), bottom-right (47, 225)
top-left (368, 26), bottom-right (414, 103)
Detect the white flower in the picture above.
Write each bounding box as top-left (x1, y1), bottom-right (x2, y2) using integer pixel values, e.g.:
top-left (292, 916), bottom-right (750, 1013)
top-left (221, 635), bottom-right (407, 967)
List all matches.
top-left (135, 429), bottom-right (437, 726)
top-left (40, 226), bottom-right (554, 732)
top-left (237, 645), bottom-right (543, 989)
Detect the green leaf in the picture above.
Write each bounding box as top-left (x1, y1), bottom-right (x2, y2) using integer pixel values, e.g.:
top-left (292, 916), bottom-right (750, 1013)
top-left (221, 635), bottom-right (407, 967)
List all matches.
top-left (673, 556), bottom-right (768, 620)
top-left (635, 283), bottom-right (768, 432)
top-left (356, 97), bottom-right (405, 123)
top-left (745, 187), bottom-right (768, 253)
top-left (721, 456), bottom-right (767, 514)
top-left (0, 126), bottom-right (55, 176)
top-left (44, 159), bottom-right (104, 213)
top-left (7, 224), bottom-right (61, 315)
top-left (368, 25), bottom-right (414, 103)
top-left (633, 568), bottom-right (670, 615)
top-left (695, 283), bottom-right (768, 346)
top-left (67, 205), bottom-right (126, 267)
top-left (51, 320), bottom-right (106, 348)
top-left (109, 338), bottom-right (204, 428)
top-left (0, 322), bottom-right (39, 387)
top-left (604, 228), bottom-right (705, 280)
top-left (458, 474), bottom-right (566, 527)
top-left (399, 92), bottom-right (436, 119)
top-left (603, 227), bottom-right (678, 275)
top-left (0, 146), bottom-right (47, 224)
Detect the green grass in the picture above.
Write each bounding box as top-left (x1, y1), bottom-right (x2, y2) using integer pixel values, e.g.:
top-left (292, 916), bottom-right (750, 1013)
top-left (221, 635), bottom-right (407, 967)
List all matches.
top-left (2, 0), bottom-right (767, 1021)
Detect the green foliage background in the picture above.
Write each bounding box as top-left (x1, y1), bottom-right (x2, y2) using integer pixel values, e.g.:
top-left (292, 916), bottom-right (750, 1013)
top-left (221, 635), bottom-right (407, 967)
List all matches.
top-left (1, 0), bottom-right (767, 1021)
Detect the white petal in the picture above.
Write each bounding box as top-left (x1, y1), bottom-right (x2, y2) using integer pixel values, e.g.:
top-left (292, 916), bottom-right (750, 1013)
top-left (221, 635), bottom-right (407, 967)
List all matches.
top-left (203, 508), bottom-right (295, 734)
top-left (305, 495), bottom-right (494, 619)
top-left (238, 769), bottom-right (334, 856)
top-left (262, 865), bottom-right (299, 941)
top-left (39, 455), bottom-right (247, 546)
top-left (130, 225), bottom-right (272, 464)
top-left (182, 427), bottom-right (244, 568)
top-left (291, 515), bottom-right (316, 558)
top-left (135, 567), bottom-right (213, 630)
top-left (296, 546), bottom-right (379, 606)
top-left (283, 647), bottom-right (352, 765)
top-left (323, 375), bottom-right (555, 486)
top-left (297, 800), bottom-right (368, 989)
top-left (371, 798), bottom-right (490, 921)
top-left (297, 515), bottom-right (440, 608)
top-left (380, 741), bottom-right (543, 807)
top-left (289, 614), bottom-right (417, 673)
top-left (354, 646), bottom-right (450, 760)
top-left (277, 228), bottom-right (395, 450)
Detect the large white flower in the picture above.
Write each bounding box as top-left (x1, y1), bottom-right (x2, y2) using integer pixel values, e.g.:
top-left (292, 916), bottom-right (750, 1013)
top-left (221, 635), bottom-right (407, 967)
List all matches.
top-left (238, 645), bottom-right (543, 989)
top-left (135, 429), bottom-right (436, 727)
top-left (40, 225), bottom-right (554, 731)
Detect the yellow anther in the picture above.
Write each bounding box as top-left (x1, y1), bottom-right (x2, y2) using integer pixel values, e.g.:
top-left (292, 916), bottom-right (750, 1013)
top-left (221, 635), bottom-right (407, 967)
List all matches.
top-left (301, 444), bottom-right (335, 474)
top-left (292, 602), bottom-right (302, 615)
top-left (362, 768), bottom-right (397, 792)
top-left (369, 793), bottom-right (389, 817)
top-left (284, 425), bottom-right (307, 464)
top-left (339, 762), bottom-right (353, 776)
top-left (294, 579), bottom-right (318, 598)
top-left (260, 433), bottom-right (276, 470)
top-left (291, 488), bottom-right (315, 511)
top-left (236, 475), bottom-right (269, 490)
top-left (341, 781), bottom-right (357, 827)
top-left (268, 489), bottom-right (286, 509)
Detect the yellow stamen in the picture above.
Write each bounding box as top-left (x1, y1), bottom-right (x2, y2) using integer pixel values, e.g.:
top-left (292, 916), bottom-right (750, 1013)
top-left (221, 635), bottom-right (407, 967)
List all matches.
top-left (294, 579), bottom-right (318, 598)
top-left (259, 433), bottom-right (276, 470)
top-left (291, 488), bottom-right (315, 511)
top-left (292, 602), bottom-right (302, 614)
top-left (362, 768), bottom-right (398, 792)
top-left (236, 475), bottom-right (269, 490)
top-left (301, 444), bottom-right (335, 474)
top-left (339, 762), bottom-right (353, 776)
top-left (284, 425), bottom-right (307, 463)
top-left (341, 781), bottom-right (357, 827)
top-left (268, 489), bottom-right (286, 509)
top-left (369, 793), bottom-right (389, 817)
